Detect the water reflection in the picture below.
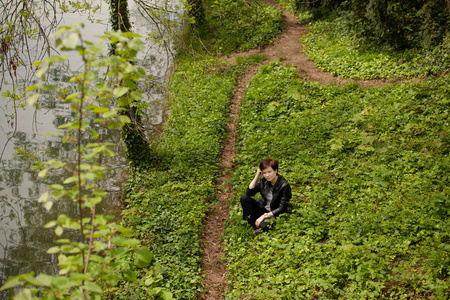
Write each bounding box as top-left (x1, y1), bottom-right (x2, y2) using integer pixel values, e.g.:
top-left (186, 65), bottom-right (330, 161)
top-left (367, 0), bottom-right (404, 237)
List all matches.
top-left (0, 0), bottom-right (183, 296)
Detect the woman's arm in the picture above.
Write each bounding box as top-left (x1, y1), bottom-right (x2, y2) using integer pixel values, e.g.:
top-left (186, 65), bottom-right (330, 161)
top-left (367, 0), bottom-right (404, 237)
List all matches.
top-left (255, 211), bottom-right (274, 228)
top-left (248, 168), bottom-right (262, 189)
top-left (271, 182), bottom-right (292, 217)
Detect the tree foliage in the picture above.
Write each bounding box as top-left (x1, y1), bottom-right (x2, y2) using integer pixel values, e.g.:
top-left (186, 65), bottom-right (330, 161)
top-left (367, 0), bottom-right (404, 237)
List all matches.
top-left (292, 0), bottom-right (450, 50)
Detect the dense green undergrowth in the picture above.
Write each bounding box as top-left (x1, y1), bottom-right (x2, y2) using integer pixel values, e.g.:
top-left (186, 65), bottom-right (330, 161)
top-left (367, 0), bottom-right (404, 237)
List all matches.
top-left (302, 18), bottom-right (450, 80)
top-left (224, 61), bottom-right (449, 299)
top-left (203, 0), bottom-right (283, 54)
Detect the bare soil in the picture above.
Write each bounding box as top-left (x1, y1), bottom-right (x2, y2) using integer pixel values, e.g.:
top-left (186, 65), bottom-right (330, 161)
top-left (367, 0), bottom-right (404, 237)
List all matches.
top-left (199, 0), bottom-right (409, 298)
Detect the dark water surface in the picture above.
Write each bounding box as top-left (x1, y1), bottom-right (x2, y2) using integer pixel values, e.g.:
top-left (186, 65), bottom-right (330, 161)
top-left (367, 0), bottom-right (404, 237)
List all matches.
top-left (0, 0), bottom-right (183, 296)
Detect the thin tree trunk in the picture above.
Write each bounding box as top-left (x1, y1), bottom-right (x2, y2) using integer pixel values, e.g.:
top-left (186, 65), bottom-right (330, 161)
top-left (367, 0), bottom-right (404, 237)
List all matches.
top-left (109, 0), bottom-right (131, 32)
top-left (109, 0), bottom-right (152, 166)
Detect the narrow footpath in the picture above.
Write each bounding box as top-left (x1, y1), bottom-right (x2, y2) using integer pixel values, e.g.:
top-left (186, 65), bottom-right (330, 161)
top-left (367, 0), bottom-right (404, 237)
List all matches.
top-left (200, 65), bottom-right (261, 300)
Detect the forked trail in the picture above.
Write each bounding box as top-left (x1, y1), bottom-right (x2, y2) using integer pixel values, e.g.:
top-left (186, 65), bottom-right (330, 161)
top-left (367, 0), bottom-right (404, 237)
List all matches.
top-left (199, 0), bottom-right (402, 298)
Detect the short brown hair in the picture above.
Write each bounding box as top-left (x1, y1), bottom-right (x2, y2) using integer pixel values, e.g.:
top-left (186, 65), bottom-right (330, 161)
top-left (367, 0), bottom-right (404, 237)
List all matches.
top-left (259, 158), bottom-right (278, 172)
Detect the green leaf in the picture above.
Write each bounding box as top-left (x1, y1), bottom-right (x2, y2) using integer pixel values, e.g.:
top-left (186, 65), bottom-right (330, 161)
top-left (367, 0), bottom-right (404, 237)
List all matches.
top-left (38, 192), bottom-right (49, 203)
top-left (65, 92), bottom-right (79, 101)
top-left (36, 66), bottom-right (48, 79)
top-left (91, 106), bottom-right (110, 113)
top-left (102, 273), bottom-right (120, 287)
top-left (69, 273), bottom-right (92, 282)
top-left (47, 246), bottom-right (60, 254)
top-left (64, 175), bottom-right (79, 184)
top-left (119, 115), bottom-right (131, 124)
top-left (29, 274), bottom-right (53, 287)
top-left (38, 168), bottom-right (48, 178)
top-left (136, 67), bottom-right (146, 78)
top-left (52, 276), bottom-right (77, 290)
top-left (51, 190), bottom-right (65, 199)
top-left (130, 90), bottom-right (142, 100)
top-left (109, 247), bottom-right (128, 259)
top-left (112, 237), bottom-right (140, 247)
top-left (42, 84), bottom-right (59, 91)
top-left (13, 289), bottom-right (33, 300)
top-left (56, 239), bottom-right (71, 243)
top-left (25, 84), bottom-right (41, 92)
top-left (49, 184), bottom-right (64, 190)
top-left (58, 123), bottom-right (71, 129)
top-left (55, 226), bottom-right (64, 236)
top-left (49, 160), bottom-right (66, 168)
top-left (27, 93), bottom-right (40, 106)
top-left (134, 247), bottom-right (154, 268)
top-left (117, 96), bottom-right (132, 106)
top-left (84, 281), bottom-right (103, 293)
top-left (123, 270), bottom-right (137, 282)
top-left (124, 79), bottom-right (137, 90)
top-left (0, 276), bottom-right (21, 290)
top-left (129, 39), bottom-right (144, 51)
top-left (102, 110), bottom-right (117, 118)
top-left (61, 33), bottom-right (79, 49)
top-left (123, 32), bottom-right (142, 38)
top-left (45, 221), bottom-right (57, 228)
top-left (159, 290), bottom-right (174, 300)
top-left (43, 201), bottom-right (53, 211)
top-left (113, 87), bottom-right (129, 97)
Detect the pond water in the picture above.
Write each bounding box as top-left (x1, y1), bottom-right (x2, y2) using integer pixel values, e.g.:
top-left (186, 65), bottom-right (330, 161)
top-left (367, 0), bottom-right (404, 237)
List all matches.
top-left (0, 0), bottom-right (183, 296)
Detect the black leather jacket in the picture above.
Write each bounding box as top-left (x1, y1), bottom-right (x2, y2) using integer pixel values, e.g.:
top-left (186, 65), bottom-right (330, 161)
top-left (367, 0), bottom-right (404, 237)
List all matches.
top-left (246, 174), bottom-right (292, 217)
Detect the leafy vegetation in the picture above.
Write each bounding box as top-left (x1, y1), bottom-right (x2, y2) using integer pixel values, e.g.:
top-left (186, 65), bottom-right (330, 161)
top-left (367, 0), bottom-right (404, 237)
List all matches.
top-left (201, 0), bottom-right (283, 54)
top-left (1, 0), bottom-right (283, 298)
top-left (224, 61), bottom-right (449, 299)
top-left (302, 18), bottom-right (450, 79)
top-left (275, 0), bottom-right (450, 80)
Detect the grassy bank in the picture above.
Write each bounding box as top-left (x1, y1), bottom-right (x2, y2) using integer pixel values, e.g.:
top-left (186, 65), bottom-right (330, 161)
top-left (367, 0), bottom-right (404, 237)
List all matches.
top-left (224, 61), bottom-right (449, 299)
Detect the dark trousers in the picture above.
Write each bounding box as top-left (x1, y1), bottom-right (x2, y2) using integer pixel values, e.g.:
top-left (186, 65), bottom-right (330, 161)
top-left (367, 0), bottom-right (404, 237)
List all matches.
top-left (240, 195), bottom-right (273, 232)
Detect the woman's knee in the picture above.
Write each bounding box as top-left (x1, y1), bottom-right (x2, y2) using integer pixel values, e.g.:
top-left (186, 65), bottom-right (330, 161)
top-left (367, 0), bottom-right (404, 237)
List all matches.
top-left (240, 194), bottom-right (251, 205)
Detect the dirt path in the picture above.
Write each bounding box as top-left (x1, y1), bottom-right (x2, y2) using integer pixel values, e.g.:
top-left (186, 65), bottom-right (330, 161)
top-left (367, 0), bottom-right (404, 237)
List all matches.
top-left (200, 0), bottom-right (406, 298)
top-left (200, 65), bottom-right (261, 300)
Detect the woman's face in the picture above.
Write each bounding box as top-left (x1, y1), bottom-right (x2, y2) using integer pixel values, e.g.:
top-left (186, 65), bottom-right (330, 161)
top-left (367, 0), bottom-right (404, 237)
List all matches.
top-left (261, 166), bottom-right (277, 183)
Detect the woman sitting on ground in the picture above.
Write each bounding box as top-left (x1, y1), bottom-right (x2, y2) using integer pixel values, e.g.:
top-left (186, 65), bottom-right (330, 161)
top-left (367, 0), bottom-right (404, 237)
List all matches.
top-left (240, 158), bottom-right (292, 233)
